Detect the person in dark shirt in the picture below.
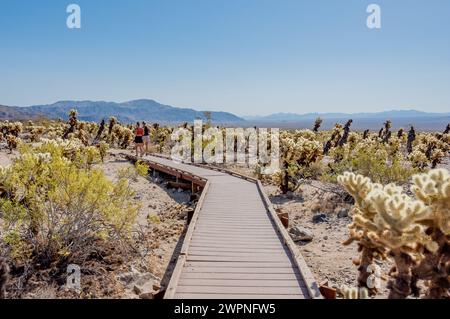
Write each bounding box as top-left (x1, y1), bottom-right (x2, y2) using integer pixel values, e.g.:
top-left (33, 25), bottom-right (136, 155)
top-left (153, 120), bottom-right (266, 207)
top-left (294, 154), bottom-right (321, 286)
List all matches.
top-left (142, 121), bottom-right (150, 155)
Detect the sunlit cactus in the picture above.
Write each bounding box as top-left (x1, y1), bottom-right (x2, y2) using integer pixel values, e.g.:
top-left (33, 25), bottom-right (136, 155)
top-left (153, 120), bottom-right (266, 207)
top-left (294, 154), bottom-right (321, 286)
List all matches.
top-left (339, 169), bottom-right (450, 299)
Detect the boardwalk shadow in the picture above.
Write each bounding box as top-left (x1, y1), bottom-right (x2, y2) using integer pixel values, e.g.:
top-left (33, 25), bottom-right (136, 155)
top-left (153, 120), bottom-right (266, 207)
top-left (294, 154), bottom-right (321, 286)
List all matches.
top-left (159, 229), bottom-right (186, 295)
top-left (269, 193), bottom-right (304, 205)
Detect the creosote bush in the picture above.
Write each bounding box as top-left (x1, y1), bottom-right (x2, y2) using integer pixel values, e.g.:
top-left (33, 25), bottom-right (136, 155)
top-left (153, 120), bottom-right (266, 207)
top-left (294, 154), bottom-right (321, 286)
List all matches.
top-left (0, 142), bottom-right (140, 269)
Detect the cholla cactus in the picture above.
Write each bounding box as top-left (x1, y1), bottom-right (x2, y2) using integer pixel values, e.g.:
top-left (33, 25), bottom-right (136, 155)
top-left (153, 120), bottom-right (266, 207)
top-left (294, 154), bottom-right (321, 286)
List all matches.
top-left (98, 141), bottom-right (109, 162)
top-left (276, 132), bottom-right (323, 193)
top-left (108, 116), bottom-right (117, 136)
top-left (62, 109), bottom-right (78, 139)
top-left (323, 124), bottom-right (342, 155)
top-left (6, 134), bottom-right (20, 153)
top-left (339, 169), bottom-right (450, 298)
top-left (409, 149), bottom-right (428, 169)
top-left (313, 117), bottom-right (323, 132)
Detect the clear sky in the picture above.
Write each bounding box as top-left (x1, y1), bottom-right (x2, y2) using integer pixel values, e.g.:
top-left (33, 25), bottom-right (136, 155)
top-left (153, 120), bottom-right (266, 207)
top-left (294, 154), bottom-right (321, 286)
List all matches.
top-left (0, 0), bottom-right (449, 115)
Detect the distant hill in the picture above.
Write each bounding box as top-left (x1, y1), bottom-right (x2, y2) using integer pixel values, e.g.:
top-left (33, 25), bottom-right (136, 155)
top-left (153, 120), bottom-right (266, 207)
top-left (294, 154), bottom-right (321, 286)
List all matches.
top-left (0, 100), bottom-right (245, 124)
top-left (0, 105), bottom-right (43, 120)
top-left (243, 110), bottom-right (450, 131)
top-left (244, 110), bottom-right (450, 122)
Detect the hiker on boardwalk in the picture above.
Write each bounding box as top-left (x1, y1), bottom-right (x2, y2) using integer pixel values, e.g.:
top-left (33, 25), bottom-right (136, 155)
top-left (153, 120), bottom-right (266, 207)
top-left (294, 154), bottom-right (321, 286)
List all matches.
top-left (142, 121), bottom-right (150, 155)
top-left (134, 122), bottom-right (144, 157)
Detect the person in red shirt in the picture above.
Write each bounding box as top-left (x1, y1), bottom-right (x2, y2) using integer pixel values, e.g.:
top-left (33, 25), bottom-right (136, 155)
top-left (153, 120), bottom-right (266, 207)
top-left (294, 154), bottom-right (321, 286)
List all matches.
top-left (134, 122), bottom-right (144, 157)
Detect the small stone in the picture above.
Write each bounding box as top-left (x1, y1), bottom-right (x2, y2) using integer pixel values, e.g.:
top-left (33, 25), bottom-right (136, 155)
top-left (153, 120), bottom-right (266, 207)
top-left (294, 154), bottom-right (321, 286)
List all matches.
top-left (323, 236), bottom-right (328, 240)
top-left (139, 292), bottom-right (154, 300)
top-left (337, 209), bottom-right (349, 218)
top-left (312, 213), bottom-right (328, 223)
top-left (289, 226), bottom-right (314, 242)
top-left (133, 285), bottom-right (143, 295)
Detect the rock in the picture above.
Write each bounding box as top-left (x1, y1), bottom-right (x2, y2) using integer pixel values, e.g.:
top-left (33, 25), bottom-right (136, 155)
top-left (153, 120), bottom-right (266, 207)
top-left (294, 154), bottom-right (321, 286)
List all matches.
top-left (312, 213), bottom-right (328, 223)
top-left (337, 209), bottom-right (349, 218)
top-left (323, 236), bottom-right (328, 240)
top-left (289, 226), bottom-right (313, 242)
top-left (133, 280), bottom-right (156, 296)
top-left (117, 267), bottom-right (160, 296)
top-left (139, 292), bottom-right (155, 299)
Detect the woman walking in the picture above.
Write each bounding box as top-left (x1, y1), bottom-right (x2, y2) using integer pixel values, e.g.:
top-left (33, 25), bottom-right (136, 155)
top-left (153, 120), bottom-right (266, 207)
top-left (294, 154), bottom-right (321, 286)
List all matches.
top-left (134, 122), bottom-right (144, 157)
top-left (142, 121), bottom-right (150, 155)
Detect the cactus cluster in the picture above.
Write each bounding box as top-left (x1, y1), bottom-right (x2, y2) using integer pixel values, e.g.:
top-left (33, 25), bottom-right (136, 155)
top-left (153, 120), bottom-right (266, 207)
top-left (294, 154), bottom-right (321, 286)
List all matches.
top-left (338, 169), bottom-right (450, 298)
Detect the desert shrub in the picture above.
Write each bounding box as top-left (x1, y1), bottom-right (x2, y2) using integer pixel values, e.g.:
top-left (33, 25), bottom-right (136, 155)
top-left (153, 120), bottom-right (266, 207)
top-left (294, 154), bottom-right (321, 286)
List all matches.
top-left (0, 144), bottom-right (140, 268)
top-left (116, 161), bottom-right (148, 182)
top-left (116, 167), bottom-right (138, 181)
top-left (135, 160), bottom-right (149, 177)
top-left (325, 140), bottom-right (417, 184)
top-left (98, 141), bottom-right (109, 162)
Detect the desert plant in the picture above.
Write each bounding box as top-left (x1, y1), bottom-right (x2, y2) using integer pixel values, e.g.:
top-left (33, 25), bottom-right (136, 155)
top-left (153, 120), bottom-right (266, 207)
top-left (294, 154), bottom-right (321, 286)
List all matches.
top-left (338, 169), bottom-right (450, 299)
top-left (62, 109), bottom-right (78, 139)
top-left (0, 144), bottom-right (140, 268)
top-left (135, 160), bottom-right (149, 177)
top-left (98, 141), bottom-right (109, 162)
top-left (338, 120), bottom-right (353, 146)
top-left (407, 126), bottom-right (416, 154)
top-left (6, 134), bottom-right (20, 153)
top-left (313, 117), bottom-right (323, 132)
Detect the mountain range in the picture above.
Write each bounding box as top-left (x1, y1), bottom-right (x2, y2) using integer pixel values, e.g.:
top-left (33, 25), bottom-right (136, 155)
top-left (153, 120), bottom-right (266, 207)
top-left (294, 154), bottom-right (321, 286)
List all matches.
top-left (243, 110), bottom-right (450, 130)
top-left (0, 100), bottom-right (244, 124)
top-left (0, 100), bottom-right (448, 130)
top-left (243, 110), bottom-right (450, 121)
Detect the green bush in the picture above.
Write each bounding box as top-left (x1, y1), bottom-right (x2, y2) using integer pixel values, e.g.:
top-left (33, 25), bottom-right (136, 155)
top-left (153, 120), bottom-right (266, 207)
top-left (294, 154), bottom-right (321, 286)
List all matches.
top-left (0, 143), bottom-right (140, 267)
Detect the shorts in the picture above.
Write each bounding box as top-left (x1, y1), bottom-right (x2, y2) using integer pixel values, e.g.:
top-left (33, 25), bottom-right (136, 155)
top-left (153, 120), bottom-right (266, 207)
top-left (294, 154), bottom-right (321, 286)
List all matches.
top-left (134, 136), bottom-right (143, 144)
top-left (143, 135), bottom-right (150, 143)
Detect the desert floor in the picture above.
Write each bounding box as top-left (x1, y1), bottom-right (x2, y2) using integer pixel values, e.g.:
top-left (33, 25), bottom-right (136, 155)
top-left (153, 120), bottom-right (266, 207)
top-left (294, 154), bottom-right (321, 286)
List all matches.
top-left (1, 149), bottom-right (449, 299)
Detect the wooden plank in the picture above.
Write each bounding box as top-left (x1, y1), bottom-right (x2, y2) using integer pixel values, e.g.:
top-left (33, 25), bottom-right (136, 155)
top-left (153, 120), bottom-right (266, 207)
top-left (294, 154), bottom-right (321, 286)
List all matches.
top-left (185, 262), bottom-right (293, 268)
top-left (188, 251), bottom-right (288, 257)
top-left (189, 243), bottom-right (285, 249)
top-left (175, 286), bottom-right (304, 295)
top-left (179, 279), bottom-right (303, 287)
top-left (193, 225), bottom-right (275, 230)
top-left (191, 238), bottom-right (280, 244)
top-left (174, 293), bottom-right (303, 299)
top-left (186, 255), bottom-right (291, 263)
top-left (191, 233), bottom-right (279, 239)
top-left (184, 267), bottom-right (300, 274)
top-left (180, 272), bottom-right (301, 281)
top-left (189, 247), bottom-right (284, 253)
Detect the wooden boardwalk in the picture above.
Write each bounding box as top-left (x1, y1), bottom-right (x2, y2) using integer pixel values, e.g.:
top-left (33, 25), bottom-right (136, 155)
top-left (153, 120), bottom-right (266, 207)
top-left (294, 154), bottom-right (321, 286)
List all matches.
top-left (129, 154), bottom-right (321, 299)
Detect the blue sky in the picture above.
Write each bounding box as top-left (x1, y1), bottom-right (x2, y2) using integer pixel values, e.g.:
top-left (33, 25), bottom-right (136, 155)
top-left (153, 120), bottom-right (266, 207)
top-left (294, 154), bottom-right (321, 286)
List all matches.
top-left (0, 0), bottom-right (449, 115)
